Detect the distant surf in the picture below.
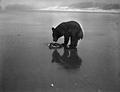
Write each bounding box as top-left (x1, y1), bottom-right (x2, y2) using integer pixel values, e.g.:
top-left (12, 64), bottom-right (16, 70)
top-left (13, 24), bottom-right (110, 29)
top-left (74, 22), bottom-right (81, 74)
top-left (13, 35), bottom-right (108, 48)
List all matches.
top-left (33, 6), bottom-right (120, 14)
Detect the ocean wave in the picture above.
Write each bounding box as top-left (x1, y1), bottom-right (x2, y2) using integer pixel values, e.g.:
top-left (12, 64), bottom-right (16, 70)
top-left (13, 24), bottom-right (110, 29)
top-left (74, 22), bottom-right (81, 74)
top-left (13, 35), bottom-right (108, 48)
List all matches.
top-left (39, 6), bottom-right (120, 14)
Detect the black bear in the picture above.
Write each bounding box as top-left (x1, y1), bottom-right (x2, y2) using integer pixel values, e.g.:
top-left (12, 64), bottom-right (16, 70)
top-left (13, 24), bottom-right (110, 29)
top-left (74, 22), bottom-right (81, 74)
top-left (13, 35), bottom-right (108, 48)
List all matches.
top-left (52, 21), bottom-right (83, 48)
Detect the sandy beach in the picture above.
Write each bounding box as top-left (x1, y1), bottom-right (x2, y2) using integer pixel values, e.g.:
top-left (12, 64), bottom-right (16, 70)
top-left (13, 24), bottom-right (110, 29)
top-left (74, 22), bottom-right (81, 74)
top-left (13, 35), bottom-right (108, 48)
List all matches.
top-left (0, 11), bottom-right (120, 92)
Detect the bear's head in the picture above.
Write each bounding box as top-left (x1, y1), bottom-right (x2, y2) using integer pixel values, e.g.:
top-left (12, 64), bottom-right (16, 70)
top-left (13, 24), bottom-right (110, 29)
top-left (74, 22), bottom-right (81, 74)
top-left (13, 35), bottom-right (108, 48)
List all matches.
top-left (52, 27), bottom-right (62, 42)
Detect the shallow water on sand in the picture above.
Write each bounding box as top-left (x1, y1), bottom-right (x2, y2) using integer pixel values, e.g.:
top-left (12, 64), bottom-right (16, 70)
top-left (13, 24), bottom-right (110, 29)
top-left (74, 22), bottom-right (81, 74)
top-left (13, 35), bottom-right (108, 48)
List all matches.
top-left (0, 11), bottom-right (120, 92)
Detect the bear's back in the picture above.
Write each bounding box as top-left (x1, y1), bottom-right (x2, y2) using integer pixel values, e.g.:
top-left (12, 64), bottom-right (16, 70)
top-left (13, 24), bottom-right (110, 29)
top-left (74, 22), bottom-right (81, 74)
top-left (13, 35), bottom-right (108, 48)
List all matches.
top-left (65, 21), bottom-right (81, 30)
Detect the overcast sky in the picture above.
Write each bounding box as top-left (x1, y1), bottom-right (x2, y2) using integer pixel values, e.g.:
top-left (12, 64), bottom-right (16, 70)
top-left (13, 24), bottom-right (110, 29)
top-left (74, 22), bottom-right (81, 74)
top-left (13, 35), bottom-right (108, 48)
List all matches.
top-left (1, 0), bottom-right (120, 8)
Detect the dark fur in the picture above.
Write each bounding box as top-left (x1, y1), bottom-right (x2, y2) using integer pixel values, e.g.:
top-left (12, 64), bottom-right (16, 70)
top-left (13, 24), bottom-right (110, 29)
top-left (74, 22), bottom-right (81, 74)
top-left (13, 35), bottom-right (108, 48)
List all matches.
top-left (52, 21), bottom-right (83, 48)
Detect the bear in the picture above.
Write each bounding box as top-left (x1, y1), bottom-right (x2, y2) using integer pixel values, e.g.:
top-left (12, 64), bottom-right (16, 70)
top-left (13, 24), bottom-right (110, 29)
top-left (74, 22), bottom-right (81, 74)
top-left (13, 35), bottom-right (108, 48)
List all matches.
top-left (52, 21), bottom-right (83, 48)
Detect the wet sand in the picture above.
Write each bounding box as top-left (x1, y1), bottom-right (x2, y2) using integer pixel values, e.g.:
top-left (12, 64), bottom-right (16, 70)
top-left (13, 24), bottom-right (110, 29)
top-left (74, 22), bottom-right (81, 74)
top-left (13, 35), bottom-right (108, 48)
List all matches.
top-left (0, 11), bottom-right (120, 92)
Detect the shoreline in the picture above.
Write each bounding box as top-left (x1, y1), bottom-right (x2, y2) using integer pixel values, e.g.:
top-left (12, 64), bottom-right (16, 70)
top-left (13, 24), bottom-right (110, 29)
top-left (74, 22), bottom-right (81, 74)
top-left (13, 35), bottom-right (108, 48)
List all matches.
top-left (0, 9), bottom-right (120, 14)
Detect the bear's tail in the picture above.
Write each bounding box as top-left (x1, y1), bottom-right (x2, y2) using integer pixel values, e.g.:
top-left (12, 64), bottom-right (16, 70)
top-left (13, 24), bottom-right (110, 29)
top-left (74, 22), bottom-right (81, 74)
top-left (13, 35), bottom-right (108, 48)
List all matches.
top-left (77, 30), bottom-right (83, 40)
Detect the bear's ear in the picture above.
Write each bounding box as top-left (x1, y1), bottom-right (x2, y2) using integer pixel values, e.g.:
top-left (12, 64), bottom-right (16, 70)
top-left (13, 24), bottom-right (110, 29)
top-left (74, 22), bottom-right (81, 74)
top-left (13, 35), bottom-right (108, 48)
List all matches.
top-left (52, 27), bottom-right (55, 32)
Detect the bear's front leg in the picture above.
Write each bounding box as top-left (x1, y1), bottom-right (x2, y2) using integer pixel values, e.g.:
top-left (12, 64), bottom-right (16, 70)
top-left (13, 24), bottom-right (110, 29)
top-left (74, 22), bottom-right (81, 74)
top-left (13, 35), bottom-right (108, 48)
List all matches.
top-left (69, 36), bottom-right (78, 49)
top-left (61, 36), bottom-right (69, 47)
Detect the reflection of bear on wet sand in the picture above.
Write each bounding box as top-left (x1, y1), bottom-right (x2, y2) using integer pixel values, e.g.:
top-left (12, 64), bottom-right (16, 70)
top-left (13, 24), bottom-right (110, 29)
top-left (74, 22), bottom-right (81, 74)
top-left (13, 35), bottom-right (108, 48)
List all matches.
top-left (51, 48), bottom-right (82, 70)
